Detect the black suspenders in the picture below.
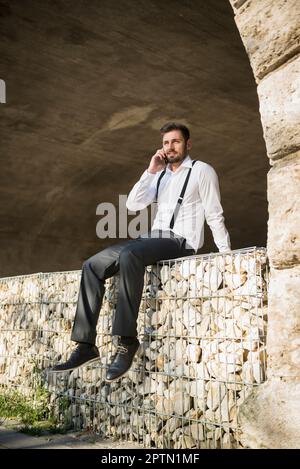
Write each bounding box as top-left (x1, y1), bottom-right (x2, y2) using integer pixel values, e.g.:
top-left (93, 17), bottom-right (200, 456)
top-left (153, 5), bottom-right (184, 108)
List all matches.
top-left (155, 169), bottom-right (166, 202)
top-left (155, 160), bottom-right (197, 229)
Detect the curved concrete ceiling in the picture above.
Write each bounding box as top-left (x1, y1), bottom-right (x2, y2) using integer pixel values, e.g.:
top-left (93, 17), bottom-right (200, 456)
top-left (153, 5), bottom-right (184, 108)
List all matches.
top-left (0, 0), bottom-right (268, 276)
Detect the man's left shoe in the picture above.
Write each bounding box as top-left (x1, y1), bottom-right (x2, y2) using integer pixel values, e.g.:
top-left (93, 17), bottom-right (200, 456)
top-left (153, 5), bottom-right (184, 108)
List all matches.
top-left (51, 343), bottom-right (99, 372)
top-left (106, 338), bottom-right (140, 382)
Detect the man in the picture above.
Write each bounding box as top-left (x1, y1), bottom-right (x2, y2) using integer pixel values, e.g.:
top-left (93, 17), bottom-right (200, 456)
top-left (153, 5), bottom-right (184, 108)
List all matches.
top-left (52, 122), bottom-right (231, 380)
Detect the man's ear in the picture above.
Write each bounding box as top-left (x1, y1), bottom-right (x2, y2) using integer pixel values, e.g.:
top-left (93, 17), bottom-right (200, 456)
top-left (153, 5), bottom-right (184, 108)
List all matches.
top-left (187, 139), bottom-right (192, 150)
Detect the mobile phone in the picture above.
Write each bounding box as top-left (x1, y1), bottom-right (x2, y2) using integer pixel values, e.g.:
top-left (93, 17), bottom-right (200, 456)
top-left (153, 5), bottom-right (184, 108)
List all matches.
top-left (163, 152), bottom-right (168, 164)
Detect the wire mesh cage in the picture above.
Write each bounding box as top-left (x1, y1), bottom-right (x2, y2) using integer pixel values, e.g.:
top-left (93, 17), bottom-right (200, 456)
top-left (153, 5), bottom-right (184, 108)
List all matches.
top-left (0, 247), bottom-right (268, 448)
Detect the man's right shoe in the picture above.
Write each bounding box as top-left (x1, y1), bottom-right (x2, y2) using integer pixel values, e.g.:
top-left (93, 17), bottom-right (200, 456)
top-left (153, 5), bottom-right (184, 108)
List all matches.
top-left (51, 343), bottom-right (99, 372)
top-left (106, 338), bottom-right (140, 382)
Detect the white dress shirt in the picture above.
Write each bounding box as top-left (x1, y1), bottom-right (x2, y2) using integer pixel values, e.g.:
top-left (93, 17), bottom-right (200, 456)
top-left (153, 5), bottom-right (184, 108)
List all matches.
top-left (126, 155), bottom-right (231, 253)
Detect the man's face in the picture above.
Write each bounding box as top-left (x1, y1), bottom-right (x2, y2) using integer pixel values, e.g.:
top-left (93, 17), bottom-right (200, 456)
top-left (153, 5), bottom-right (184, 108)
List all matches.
top-left (162, 130), bottom-right (190, 164)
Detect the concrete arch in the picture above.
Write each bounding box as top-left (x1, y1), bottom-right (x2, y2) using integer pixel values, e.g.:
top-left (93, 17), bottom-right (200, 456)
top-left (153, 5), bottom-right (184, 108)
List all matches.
top-left (230, 0), bottom-right (300, 448)
top-left (0, 0), bottom-right (268, 276)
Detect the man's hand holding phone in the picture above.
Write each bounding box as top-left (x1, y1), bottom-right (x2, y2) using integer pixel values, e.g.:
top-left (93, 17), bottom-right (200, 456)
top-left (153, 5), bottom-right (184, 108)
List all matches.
top-left (147, 148), bottom-right (168, 174)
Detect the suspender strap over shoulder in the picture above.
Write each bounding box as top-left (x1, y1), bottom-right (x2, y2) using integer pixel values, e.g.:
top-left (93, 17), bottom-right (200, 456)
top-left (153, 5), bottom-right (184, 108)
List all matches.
top-left (169, 160), bottom-right (197, 229)
top-left (155, 169), bottom-right (166, 202)
top-left (154, 160), bottom-right (197, 229)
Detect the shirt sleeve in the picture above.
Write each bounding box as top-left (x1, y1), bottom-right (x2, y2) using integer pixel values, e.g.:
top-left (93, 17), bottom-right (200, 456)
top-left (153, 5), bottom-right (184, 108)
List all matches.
top-left (126, 169), bottom-right (159, 211)
top-left (198, 164), bottom-right (231, 252)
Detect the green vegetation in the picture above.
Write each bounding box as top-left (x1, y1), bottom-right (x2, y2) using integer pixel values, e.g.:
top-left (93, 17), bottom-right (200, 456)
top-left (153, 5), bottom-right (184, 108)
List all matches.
top-left (0, 386), bottom-right (72, 436)
top-left (0, 388), bottom-right (45, 425)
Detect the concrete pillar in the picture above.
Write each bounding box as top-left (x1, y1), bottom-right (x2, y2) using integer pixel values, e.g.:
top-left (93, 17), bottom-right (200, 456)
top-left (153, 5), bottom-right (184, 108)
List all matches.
top-left (229, 0), bottom-right (300, 448)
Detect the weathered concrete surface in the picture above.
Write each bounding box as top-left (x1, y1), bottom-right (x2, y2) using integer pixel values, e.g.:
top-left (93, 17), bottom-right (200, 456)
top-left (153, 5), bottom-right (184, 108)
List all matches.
top-left (0, 0), bottom-right (268, 276)
top-left (229, 0), bottom-right (248, 12)
top-left (238, 379), bottom-right (300, 449)
top-left (232, 0), bottom-right (300, 81)
top-left (267, 152), bottom-right (300, 267)
top-left (0, 423), bottom-right (141, 449)
top-left (258, 56), bottom-right (300, 160)
top-left (266, 265), bottom-right (300, 379)
top-left (232, 0), bottom-right (300, 449)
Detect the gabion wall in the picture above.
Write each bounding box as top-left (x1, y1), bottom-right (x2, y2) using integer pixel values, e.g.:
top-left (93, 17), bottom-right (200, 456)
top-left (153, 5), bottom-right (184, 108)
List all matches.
top-left (0, 247), bottom-right (268, 448)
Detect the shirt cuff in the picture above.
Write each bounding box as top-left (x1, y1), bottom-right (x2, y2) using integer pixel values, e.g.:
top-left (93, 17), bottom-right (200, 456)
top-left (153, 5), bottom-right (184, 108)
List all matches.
top-left (140, 169), bottom-right (157, 180)
top-left (218, 247), bottom-right (231, 253)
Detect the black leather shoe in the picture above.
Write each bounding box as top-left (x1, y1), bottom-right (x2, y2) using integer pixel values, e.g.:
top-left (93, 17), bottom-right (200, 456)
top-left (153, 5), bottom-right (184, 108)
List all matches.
top-left (51, 343), bottom-right (99, 372)
top-left (106, 338), bottom-right (140, 382)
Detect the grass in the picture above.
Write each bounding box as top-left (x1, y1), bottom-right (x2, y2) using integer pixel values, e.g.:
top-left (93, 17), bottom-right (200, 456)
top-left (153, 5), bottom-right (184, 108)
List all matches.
top-left (0, 386), bottom-right (71, 436)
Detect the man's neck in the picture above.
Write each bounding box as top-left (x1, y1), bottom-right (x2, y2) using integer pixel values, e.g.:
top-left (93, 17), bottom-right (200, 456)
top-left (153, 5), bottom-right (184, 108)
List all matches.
top-left (169, 154), bottom-right (188, 172)
top-left (169, 162), bottom-right (181, 172)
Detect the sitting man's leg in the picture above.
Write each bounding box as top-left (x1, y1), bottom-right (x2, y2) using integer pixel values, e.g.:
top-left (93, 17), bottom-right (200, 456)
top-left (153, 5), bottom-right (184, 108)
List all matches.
top-left (106, 232), bottom-right (192, 381)
top-left (51, 238), bottom-right (136, 372)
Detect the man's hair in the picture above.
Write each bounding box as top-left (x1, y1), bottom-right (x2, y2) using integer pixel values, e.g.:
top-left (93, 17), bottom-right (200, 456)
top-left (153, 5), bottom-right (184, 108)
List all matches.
top-left (160, 122), bottom-right (190, 142)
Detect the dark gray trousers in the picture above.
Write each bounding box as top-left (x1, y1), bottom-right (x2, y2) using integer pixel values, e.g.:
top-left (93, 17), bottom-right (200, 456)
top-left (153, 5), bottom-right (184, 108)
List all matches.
top-left (71, 231), bottom-right (195, 344)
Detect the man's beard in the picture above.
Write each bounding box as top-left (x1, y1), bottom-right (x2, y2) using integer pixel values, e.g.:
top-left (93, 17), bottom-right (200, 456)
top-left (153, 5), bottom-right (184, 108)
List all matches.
top-left (166, 150), bottom-right (187, 164)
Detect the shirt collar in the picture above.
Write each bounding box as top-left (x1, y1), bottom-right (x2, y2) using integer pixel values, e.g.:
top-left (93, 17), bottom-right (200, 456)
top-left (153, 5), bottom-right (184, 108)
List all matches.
top-left (166, 154), bottom-right (192, 173)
